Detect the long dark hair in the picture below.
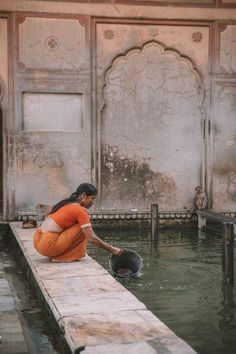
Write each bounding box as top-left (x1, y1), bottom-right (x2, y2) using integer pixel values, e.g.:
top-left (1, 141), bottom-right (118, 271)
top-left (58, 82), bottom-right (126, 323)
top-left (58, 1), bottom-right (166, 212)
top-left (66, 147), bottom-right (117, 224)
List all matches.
top-left (49, 183), bottom-right (97, 214)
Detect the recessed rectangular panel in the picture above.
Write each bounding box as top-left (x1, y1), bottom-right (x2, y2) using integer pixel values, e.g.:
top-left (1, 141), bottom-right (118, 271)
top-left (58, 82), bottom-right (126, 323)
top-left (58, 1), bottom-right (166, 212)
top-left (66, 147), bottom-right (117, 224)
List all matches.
top-left (18, 17), bottom-right (87, 71)
top-left (23, 93), bottom-right (82, 131)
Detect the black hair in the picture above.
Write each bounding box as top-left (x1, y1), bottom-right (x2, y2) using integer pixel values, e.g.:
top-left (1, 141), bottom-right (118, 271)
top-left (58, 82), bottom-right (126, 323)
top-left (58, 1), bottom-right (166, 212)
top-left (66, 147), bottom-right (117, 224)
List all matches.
top-left (49, 183), bottom-right (97, 214)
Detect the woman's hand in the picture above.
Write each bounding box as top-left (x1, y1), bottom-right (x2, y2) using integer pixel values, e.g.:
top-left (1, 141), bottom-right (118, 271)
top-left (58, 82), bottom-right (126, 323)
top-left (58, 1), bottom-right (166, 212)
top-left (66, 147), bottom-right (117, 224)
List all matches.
top-left (110, 246), bottom-right (124, 256)
top-left (83, 227), bottom-right (124, 256)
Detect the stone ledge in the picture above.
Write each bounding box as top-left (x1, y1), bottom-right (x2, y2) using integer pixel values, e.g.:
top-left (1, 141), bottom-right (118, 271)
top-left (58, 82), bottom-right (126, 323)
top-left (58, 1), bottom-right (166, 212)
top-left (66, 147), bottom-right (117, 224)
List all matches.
top-left (16, 210), bottom-right (196, 229)
top-left (9, 221), bottom-right (197, 354)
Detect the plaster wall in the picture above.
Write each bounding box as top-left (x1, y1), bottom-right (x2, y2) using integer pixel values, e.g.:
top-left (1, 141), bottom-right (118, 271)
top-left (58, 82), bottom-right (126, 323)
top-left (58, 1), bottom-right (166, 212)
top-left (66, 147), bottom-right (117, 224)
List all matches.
top-left (210, 23), bottom-right (236, 212)
top-left (213, 84), bottom-right (236, 211)
top-left (0, 18), bottom-right (10, 218)
top-left (0, 1), bottom-right (235, 216)
top-left (14, 15), bottom-right (91, 211)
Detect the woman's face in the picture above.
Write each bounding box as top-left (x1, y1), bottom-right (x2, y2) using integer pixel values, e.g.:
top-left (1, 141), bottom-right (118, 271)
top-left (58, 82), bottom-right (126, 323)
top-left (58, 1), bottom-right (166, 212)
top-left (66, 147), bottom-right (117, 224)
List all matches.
top-left (80, 194), bottom-right (96, 209)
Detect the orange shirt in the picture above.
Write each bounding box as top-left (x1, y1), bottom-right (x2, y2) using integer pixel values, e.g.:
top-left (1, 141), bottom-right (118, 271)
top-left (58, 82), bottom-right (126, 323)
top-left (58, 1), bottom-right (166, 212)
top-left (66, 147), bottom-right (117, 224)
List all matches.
top-left (49, 203), bottom-right (91, 230)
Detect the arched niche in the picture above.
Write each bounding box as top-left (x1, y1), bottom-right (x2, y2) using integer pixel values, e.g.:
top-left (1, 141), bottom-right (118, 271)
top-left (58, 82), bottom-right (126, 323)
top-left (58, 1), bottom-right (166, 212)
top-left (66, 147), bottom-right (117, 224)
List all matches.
top-left (99, 41), bottom-right (205, 211)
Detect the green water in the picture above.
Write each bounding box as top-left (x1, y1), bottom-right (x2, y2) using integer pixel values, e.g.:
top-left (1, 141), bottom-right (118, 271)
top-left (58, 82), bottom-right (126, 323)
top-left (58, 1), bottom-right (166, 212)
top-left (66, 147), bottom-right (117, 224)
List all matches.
top-left (89, 227), bottom-right (236, 354)
top-left (0, 230), bottom-right (63, 354)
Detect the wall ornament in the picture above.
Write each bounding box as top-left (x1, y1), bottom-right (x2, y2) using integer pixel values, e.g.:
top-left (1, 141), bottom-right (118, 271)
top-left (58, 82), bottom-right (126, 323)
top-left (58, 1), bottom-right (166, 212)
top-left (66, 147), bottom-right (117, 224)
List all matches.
top-left (45, 36), bottom-right (60, 51)
top-left (148, 26), bottom-right (159, 38)
top-left (192, 31), bottom-right (203, 43)
top-left (103, 29), bottom-right (115, 40)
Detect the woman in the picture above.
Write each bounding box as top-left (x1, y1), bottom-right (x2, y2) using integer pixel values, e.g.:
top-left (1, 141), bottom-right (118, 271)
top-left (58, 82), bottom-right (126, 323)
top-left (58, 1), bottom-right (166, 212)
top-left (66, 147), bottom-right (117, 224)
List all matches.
top-left (33, 183), bottom-right (123, 262)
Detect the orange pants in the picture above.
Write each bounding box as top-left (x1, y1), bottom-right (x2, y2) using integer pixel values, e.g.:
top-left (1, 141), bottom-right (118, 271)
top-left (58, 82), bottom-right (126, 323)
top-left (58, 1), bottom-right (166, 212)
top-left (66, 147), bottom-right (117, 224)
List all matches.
top-left (33, 224), bottom-right (87, 262)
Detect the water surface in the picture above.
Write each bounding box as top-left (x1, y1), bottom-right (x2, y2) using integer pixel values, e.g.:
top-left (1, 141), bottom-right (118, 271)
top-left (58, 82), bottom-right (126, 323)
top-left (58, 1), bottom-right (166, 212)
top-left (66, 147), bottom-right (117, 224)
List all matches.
top-left (0, 231), bottom-right (63, 354)
top-left (89, 227), bottom-right (236, 354)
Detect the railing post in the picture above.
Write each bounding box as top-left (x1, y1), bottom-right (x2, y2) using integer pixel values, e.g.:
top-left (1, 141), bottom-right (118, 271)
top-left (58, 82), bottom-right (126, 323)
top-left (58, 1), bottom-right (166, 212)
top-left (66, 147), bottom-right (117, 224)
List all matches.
top-left (151, 204), bottom-right (159, 240)
top-left (222, 222), bottom-right (234, 285)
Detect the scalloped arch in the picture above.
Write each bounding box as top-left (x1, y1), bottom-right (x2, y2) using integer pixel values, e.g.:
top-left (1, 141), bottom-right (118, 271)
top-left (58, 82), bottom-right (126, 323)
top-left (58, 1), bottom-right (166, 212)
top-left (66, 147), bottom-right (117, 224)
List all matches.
top-left (101, 40), bottom-right (204, 111)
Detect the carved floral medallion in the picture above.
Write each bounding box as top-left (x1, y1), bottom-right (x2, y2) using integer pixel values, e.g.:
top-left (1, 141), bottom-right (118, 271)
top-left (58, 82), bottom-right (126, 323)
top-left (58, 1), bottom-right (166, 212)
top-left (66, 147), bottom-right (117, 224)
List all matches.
top-left (45, 36), bottom-right (60, 51)
top-left (192, 31), bottom-right (203, 43)
top-left (103, 29), bottom-right (114, 40)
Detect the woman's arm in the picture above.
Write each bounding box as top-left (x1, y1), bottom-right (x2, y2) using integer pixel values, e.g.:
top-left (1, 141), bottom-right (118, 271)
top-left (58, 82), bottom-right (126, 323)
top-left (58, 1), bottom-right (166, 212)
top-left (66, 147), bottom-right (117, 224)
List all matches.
top-left (82, 226), bottom-right (123, 256)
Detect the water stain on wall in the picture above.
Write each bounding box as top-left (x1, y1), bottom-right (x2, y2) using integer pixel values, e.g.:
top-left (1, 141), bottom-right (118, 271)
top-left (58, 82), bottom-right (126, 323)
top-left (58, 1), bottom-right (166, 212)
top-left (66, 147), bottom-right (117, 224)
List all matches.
top-left (101, 144), bottom-right (176, 210)
top-left (227, 172), bottom-right (236, 200)
top-left (15, 134), bottom-right (63, 172)
top-left (213, 155), bottom-right (236, 201)
top-left (14, 134), bottom-right (69, 209)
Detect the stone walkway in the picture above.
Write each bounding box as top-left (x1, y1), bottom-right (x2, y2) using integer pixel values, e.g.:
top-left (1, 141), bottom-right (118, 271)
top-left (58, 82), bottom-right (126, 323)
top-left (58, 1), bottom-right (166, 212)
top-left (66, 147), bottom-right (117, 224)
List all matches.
top-left (10, 222), bottom-right (197, 354)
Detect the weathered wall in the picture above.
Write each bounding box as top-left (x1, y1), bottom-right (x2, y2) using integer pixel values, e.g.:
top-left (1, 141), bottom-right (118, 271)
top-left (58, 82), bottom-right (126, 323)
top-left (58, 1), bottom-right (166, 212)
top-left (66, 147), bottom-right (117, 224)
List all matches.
top-left (0, 18), bottom-right (12, 219)
top-left (14, 15), bottom-right (91, 211)
top-left (212, 24), bottom-right (236, 212)
top-left (0, 1), bottom-right (235, 217)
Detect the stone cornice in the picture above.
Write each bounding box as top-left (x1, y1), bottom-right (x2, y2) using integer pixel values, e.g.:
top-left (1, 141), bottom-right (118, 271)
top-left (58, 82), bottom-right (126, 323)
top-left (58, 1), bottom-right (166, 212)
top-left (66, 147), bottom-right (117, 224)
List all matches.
top-left (0, 1), bottom-right (236, 20)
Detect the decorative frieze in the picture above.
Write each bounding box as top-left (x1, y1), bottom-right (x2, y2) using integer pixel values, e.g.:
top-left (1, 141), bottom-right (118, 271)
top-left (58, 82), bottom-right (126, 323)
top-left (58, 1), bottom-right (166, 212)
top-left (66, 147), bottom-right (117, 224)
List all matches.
top-left (16, 210), bottom-right (195, 228)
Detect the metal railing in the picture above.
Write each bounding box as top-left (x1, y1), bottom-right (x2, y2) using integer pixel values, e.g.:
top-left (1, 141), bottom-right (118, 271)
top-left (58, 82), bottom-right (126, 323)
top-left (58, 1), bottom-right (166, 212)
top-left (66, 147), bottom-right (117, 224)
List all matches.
top-left (196, 209), bottom-right (235, 285)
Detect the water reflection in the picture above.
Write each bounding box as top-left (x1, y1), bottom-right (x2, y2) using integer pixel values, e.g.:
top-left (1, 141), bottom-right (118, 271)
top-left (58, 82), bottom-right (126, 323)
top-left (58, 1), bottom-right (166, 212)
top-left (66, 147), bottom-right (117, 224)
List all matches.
top-left (149, 239), bottom-right (160, 259)
top-left (218, 283), bottom-right (236, 331)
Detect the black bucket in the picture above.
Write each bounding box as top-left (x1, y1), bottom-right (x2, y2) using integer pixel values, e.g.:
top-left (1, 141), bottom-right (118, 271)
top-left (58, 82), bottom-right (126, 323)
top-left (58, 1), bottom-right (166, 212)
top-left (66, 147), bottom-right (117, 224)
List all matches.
top-left (109, 248), bottom-right (142, 278)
